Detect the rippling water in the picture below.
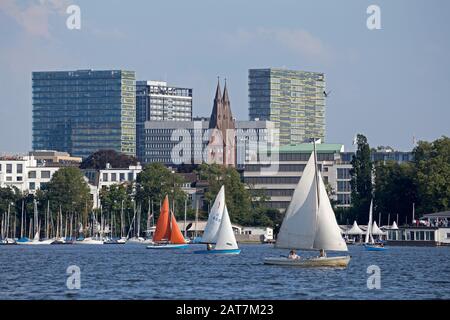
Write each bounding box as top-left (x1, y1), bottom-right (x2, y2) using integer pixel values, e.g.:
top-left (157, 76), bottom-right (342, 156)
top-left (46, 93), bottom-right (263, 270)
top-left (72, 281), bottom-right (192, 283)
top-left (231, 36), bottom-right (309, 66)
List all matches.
top-left (1, 244), bottom-right (449, 300)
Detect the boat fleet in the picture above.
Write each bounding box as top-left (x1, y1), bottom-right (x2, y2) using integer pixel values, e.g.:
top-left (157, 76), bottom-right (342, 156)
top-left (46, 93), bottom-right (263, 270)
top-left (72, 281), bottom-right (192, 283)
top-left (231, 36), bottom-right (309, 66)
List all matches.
top-left (2, 141), bottom-right (390, 267)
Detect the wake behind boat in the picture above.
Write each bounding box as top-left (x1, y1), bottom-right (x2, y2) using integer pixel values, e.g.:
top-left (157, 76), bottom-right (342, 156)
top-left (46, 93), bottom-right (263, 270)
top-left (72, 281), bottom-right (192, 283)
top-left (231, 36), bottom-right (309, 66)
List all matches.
top-left (146, 195), bottom-right (188, 250)
top-left (264, 142), bottom-right (350, 268)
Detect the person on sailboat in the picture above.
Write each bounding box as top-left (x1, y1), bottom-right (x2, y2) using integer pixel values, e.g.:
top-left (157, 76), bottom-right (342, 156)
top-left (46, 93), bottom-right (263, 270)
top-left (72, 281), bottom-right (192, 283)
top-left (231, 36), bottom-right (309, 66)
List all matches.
top-left (319, 249), bottom-right (327, 258)
top-left (207, 243), bottom-right (212, 251)
top-left (288, 250), bottom-right (300, 260)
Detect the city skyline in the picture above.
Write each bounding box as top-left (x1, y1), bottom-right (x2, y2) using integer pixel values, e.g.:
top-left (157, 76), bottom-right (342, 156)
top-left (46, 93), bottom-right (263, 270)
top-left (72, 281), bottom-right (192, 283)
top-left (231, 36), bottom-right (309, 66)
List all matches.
top-left (1, 0), bottom-right (449, 154)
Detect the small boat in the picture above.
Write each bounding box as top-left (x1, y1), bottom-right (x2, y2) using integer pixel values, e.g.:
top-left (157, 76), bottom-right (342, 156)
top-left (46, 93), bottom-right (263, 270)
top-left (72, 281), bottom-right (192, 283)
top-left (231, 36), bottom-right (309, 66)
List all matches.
top-left (264, 143), bottom-right (350, 268)
top-left (193, 186), bottom-right (240, 255)
top-left (0, 238), bottom-right (16, 245)
top-left (75, 237), bottom-right (104, 245)
top-left (364, 200), bottom-right (387, 251)
top-left (146, 195), bottom-right (188, 250)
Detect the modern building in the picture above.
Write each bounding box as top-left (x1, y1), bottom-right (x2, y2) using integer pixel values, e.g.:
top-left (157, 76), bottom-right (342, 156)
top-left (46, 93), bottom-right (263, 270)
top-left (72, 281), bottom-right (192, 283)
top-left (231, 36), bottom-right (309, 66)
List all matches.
top-left (32, 69), bottom-right (136, 158)
top-left (28, 150), bottom-right (82, 166)
top-left (139, 119), bottom-right (275, 167)
top-left (243, 143), bottom-right (351, 211)
top-left (136, 81), bottom-right (192, 162)
top-left (248, 68), bottom-right (326, 146)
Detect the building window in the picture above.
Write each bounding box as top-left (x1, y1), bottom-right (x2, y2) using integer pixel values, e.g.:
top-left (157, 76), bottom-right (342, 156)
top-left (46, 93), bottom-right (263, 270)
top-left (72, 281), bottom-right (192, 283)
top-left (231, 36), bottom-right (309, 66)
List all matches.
top-left (29, 182), bottom-right (36, 190)
top-left (6, 176), bottom-right (12, 181)
top-left (120, 173), bottom-right (125, 181)
top-left (28, 171), bottom-right (36, 179)
top-left (41, 171), bottom-right (51, 179)
top-left (103, 173), bottom-right (108, 181)
top-left (111, 173), bottom-right (117, 181)
top-left (128, 173), bottom-right (133, 181)
top-left (17, 164), bottom-right (23, 174)
top-left (6, 164), bottom-right (12, 174)
top-left (17, 176), bottom-right (23, 182)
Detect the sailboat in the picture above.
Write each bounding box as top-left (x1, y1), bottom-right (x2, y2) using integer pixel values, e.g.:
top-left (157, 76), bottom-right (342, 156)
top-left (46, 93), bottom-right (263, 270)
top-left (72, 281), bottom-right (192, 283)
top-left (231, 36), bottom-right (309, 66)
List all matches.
top-left (364, 200), bottom-right (387, 251)
top-left (193, 186), bottom-right (240, 254)
top-left (17, 200), bottom-right (53, 245)
top-left (264, 144), bottom-right (350, 267)
top-left (146, 195), bottom-right (188, 249)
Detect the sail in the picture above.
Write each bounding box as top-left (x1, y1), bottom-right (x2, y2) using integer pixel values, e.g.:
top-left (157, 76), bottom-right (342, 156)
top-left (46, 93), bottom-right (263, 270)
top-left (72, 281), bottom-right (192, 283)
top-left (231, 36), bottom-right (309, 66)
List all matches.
top-left (214, 205), bottom-right (238, 250)
top-left (33, 231), bottom-right (40, 242)
top-left (276, 153), bottom-right (319, 250)
top-left (365, 200), bottom-right (374, 244)
top-left (201, 186), bottom-right (225, 243)
top-left (313, 171), bottom-right (348, 251)
top-left (153, 196), bottom-right (171, 242)
top-left (169, 213), bottom-right (186, 244)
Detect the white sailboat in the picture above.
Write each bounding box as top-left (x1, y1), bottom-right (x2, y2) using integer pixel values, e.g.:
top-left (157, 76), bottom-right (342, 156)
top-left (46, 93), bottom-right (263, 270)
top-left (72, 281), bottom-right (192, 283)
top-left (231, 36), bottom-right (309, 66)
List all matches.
top-left (364, 200), bottom-right (387, 251)
top-left (264, 144), bottom-right (350, 267)
top-left (194, 186), bottom-right (240, 254)
top-left (17, 199), bottom-right (53, 245)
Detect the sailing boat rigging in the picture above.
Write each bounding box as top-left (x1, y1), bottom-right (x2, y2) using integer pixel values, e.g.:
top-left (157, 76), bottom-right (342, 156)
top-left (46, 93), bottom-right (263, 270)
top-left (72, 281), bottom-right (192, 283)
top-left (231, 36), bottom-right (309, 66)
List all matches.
top-left (364, 200), bottom-right (387, 251)
top-left (264, 141), bottom-right (350, 267)
top-left (146, 195), bottom-right (188, 249)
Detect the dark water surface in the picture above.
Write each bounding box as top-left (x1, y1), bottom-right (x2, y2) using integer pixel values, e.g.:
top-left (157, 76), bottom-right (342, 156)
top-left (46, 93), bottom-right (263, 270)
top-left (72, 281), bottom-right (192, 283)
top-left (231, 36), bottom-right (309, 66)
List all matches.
top-left (1, 244), bottom-right (449, 300)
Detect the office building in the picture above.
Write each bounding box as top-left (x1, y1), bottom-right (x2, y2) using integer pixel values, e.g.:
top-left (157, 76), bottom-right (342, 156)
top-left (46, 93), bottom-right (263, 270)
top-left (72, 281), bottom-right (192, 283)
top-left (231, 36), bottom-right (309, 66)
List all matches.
top-left (136, 81), bottom-right (193, 161)
top-left (32, 69), bottom-right (136, 158)
top-left (248, 68), bottom-right (326, 145)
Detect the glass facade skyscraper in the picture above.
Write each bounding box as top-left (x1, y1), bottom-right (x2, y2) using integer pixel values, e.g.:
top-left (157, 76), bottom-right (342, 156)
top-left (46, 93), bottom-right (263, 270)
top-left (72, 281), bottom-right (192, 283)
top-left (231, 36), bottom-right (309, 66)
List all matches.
top-left (32, 70), bottom-right (136, 158)
top-left (248, 68), bottom-right (326, 146)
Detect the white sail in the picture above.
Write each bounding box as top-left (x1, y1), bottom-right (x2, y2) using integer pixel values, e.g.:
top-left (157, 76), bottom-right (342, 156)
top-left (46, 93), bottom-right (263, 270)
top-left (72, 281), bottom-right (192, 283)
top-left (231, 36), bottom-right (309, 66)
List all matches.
top-left (201, 186), bottom-right (225, 243)
top-left (33, 231), bottom-right (40, 242)
top-left (365, 200), bottom-right (374, 244)
top-left (214, 205), bottom-right (238, 250)
top-left (313, 171), bottom-right (348, 251)
top-left (276, 153), bottom-right (317, 250)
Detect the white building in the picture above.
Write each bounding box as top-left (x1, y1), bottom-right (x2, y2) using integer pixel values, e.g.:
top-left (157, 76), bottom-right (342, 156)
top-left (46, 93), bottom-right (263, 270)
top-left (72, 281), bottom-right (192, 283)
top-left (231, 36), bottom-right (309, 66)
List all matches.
top-left (0, 155), bottom-right (59, 193)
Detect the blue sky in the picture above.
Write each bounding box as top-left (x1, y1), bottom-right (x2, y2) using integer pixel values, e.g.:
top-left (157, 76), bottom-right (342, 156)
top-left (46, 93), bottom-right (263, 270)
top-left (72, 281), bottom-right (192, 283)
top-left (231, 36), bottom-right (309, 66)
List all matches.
top-left (0, 0), bottom-right (449, 153)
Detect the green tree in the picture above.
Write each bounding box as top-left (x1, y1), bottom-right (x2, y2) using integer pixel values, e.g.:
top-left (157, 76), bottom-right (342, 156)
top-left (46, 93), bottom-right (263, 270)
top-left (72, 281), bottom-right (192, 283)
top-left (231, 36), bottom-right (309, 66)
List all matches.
top-left (413, 136), bottom-right (450, 213)
top-left (43, 167), bottom-right (92, 222)
top-left (135, 163), bottom-right (187, 219)
top-left (350, 134), bottom-right (373, 223)
top-left (374, 161), bottom-right (417, 225)
top-left (196, 163), bottom-right (252, 225)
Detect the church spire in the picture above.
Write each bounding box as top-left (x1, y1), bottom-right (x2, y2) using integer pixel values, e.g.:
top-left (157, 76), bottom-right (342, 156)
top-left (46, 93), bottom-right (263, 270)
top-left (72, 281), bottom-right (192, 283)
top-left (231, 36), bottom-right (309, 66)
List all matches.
top-left (222, 78), bottom-right (230, 105)
top-left (209, 77), bottom-right (223, 129)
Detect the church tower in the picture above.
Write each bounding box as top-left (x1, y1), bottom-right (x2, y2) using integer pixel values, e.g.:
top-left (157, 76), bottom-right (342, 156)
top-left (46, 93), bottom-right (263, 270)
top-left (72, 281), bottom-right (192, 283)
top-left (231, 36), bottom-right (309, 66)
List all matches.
top-left (208, 79), bottom-right (236, 167)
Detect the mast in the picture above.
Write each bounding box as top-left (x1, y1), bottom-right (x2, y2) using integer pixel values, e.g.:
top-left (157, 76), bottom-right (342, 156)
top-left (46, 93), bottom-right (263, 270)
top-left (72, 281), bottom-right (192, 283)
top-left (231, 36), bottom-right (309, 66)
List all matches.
top-left (184, 197), bottom-right (187, 239)
top-left (20, 200), bottom-right (24, 238)
top-left (195, 199), bottom-right (199, 238)
top-left (121, 200), bottom-right (124, 238)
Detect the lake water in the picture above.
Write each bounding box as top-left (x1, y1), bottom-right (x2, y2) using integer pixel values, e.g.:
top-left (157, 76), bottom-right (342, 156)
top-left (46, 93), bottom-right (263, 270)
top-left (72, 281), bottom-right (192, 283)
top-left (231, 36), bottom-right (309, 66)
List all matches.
top-left (0, 244), bottom-right (449, 300)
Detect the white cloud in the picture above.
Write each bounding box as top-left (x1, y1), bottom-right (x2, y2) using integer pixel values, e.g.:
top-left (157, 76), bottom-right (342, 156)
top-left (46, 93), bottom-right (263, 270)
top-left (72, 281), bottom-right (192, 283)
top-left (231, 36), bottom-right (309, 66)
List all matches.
top-left (222, 27), bottom-right (332, 62)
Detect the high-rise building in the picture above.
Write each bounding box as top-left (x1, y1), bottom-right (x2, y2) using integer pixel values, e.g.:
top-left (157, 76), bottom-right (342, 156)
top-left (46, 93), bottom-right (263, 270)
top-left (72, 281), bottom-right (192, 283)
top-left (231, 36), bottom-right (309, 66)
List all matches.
top-left (32, 69), bottom-right (136, 158)
top-left (248, 68), bottom-right (326, 146)
top-left (136, 80), bottom-right (193, 162)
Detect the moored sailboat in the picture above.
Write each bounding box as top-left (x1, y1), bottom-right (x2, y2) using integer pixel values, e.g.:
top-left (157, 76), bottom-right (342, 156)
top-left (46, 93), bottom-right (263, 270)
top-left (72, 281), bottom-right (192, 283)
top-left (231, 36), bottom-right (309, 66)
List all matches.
top-left (264, 143), bottom-right (350, 267)
top-left (146, 195), bottom-right (188, 249)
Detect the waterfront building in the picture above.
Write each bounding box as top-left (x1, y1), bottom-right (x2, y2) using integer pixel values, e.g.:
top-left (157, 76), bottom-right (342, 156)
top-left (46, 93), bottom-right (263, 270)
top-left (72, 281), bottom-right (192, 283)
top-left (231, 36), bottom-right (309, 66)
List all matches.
top-left (248, 68), bottom-right (326, 146)
top-left (385, 211), bottom-right (450, 246)
top-left (243, 143), bottom-right (351, 211)
top-left (136, 81), bottom-right (193, 161)
top-left (28, 150), bottom-right (82, 166)
top-left (32, 69), bottom-right (136, 158)
top-left (0, 155), bottom-right (60, 193)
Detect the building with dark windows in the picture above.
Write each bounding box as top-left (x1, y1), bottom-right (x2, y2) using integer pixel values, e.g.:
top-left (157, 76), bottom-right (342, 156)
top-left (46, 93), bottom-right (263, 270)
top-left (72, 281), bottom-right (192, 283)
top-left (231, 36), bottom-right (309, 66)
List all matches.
top-left (136, 80), bottom-right (193, 161)
top-left (248, 68), bottom-right (326, 146)
top-left (32, 69), bottom-right (136, 158)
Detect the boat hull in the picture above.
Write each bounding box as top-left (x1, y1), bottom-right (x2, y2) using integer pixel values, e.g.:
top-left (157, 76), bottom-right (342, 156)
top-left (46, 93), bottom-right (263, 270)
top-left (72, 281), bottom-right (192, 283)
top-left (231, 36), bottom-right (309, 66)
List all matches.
top-left (264, 256), bottom-right (351, 268)
top-left (75, 238), bottom-right (104, 245)
top-left (16, 239), bottom-right (55, 245)
top-left (146, 244), bottom-right (188, 249)
top-left (193, 249), bottom-right (241, 255)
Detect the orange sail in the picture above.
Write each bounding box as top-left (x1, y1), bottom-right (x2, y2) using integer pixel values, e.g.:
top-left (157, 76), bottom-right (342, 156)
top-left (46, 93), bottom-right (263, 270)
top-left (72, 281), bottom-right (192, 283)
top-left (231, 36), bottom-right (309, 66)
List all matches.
top-left (169, 213), bottom-right (186, 244)
top-left (153, 196), bottom-right (170, 242)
